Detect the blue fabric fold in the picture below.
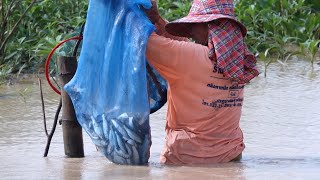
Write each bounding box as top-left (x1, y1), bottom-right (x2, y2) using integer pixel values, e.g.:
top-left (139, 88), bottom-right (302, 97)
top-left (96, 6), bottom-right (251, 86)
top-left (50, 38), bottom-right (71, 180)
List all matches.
top-left (64, 0), bottom-right (165, 165)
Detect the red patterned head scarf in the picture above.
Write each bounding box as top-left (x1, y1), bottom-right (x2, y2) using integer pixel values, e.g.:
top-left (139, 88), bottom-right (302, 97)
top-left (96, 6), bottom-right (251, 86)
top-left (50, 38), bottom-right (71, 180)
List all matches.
top-left (208, 19), bottom-right (259, 84)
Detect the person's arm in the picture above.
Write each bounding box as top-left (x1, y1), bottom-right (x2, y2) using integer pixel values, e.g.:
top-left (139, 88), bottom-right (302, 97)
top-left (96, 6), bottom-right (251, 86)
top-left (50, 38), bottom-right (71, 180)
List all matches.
top-left (144, 0), bottom-right (189, 41)
top-left (154, 17), bottom-right (189, 41)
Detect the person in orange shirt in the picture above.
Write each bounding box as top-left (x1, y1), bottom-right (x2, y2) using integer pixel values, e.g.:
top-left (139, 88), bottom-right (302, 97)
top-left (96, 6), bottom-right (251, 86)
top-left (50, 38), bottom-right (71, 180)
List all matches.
top-left (145, 0), bottom-right (259, 164)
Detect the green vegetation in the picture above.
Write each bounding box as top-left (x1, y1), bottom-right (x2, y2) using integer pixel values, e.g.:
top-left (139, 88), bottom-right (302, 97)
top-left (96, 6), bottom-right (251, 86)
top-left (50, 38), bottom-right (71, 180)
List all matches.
top-left (0, 0), bottom-right (87, 82)
top-left (0, 0), bottom-right (319, 82)
top-left (158, 0), bottom-right (191, 21)
top-left (235, 0), bottom-right (320, 74)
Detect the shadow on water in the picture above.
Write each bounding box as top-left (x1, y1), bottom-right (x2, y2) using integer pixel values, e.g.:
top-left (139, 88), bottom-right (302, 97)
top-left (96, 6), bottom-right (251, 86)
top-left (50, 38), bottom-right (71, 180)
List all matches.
top-left (0, 60), bottom-right (320, 179)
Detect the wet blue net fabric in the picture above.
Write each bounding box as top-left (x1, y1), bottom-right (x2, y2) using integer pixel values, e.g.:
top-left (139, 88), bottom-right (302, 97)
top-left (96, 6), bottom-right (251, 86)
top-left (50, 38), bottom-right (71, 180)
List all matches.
top-left (64, 0), bottom-right (167, 165)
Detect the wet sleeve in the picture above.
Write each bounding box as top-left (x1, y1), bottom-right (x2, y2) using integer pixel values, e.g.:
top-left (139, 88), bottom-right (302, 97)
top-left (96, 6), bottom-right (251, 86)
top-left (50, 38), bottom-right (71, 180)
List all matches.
top-left (146, 33), bottom-right (198, 83)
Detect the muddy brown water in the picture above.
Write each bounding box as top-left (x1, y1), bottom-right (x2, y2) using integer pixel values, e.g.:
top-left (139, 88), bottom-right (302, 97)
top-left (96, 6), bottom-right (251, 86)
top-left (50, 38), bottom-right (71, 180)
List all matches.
top-left (0, 60), bottom-right (320, 179)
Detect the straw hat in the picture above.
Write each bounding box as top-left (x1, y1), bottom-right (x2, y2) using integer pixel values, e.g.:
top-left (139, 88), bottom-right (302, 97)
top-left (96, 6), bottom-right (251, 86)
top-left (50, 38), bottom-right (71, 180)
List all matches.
top-left (165, 0), bottom-right (247, 37)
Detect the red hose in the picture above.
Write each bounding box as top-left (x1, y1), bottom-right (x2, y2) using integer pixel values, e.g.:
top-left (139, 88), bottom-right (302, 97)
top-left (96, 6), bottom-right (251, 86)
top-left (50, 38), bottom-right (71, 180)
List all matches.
top-left (45, 36), bottom-right (83, 95)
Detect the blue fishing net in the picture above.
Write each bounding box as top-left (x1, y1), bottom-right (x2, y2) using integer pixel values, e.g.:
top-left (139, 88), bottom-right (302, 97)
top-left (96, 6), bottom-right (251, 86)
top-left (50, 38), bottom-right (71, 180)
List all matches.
top-left (64, 0), bottom-right (167, 165)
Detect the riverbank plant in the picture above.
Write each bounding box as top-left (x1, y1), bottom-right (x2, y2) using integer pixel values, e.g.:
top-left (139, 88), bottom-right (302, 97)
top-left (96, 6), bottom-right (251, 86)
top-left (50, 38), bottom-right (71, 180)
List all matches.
top-left (0, 0), bottom-right (319, 82)
top-left (0, 0), bottom-right (87, 81)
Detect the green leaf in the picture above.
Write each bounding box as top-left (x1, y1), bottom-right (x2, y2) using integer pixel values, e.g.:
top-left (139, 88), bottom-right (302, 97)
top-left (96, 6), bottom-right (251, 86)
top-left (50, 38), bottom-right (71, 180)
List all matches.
top-left (4, 52), bottom-right (18, 61)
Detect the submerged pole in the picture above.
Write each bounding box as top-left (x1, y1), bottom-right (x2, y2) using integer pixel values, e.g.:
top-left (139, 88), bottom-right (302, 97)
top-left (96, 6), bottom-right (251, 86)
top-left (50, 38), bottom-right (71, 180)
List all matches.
top-left (58, 56), bottom-right (84, 158)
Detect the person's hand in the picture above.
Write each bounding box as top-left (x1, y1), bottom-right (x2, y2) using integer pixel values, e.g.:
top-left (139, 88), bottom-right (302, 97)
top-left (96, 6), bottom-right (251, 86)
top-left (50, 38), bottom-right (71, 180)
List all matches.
top-left (143, 0), bottom-right (161, 24)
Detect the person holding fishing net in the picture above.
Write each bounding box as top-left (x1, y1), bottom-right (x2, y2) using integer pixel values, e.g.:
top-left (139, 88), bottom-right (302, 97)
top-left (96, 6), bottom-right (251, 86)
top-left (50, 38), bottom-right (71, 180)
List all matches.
top-left (145, 0), bottom-right (259, 164)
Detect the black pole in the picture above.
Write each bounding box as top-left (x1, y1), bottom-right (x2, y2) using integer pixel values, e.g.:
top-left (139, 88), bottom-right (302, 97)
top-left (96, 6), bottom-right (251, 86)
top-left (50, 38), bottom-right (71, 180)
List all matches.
top-left (58, 56), bottom-right (84, 158)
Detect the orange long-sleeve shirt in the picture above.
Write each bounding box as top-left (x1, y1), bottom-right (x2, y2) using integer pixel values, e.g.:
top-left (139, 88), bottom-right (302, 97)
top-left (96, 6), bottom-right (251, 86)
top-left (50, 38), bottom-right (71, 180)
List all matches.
top-left (146, 33), bottom-right (245, 164)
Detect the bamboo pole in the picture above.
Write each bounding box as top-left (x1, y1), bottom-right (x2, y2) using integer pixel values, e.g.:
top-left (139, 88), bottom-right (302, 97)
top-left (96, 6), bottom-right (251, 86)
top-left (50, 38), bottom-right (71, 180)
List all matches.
top-left (58, 56), bottom-right (84, 158)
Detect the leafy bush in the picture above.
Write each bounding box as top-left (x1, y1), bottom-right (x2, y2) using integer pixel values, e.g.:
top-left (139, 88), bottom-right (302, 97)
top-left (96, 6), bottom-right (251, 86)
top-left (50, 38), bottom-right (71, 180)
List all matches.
top-left (0, 0), bottom-right (319, 80)
top-left (158, 0), bottom-right (191, 21)
top-left (0, 0), bottom-right (87, 77)
top-left (235, 0), bottom-right (320, 67)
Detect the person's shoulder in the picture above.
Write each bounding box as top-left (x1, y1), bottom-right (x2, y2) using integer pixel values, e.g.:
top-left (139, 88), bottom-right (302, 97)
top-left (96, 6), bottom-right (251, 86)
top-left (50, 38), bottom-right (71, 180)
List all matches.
top-left (148, 33), bottom-right (208, 57)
